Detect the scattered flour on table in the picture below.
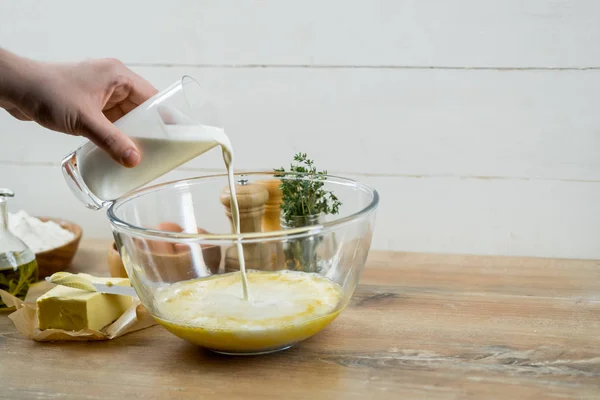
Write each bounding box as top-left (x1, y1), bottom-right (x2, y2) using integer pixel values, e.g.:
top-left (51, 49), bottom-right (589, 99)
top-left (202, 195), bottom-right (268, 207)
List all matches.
top-left (8, 210), bottom-right (75, 253)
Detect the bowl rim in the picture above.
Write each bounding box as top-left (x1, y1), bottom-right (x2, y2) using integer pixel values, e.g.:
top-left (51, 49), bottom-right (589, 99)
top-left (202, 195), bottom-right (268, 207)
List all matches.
top-left (106, 171), bottom-right (379, 244)
top-left (34, 216), bottom-right (83, 255)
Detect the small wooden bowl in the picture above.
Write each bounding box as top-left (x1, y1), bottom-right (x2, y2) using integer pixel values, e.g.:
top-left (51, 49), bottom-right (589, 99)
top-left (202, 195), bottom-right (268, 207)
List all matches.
top-left (34, 217), bottom-right (83, 279)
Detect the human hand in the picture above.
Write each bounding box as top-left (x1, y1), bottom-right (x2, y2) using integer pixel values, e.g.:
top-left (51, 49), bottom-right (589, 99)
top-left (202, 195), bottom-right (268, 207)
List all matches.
top-left (0, 51), bottom-right (157, 167)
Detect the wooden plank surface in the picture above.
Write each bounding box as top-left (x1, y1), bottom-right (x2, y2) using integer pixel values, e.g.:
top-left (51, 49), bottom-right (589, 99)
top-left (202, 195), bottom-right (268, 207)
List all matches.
top-left (3, 67), bottom-right (600, 182)
top-left (2, 1), bottom-right (600, 261)
top-left (1, 0), bottom-right (599, 68)
top-left (1, 240), bottom-right (599, 399)
top-left (4, 67), bottom-right (600, 259)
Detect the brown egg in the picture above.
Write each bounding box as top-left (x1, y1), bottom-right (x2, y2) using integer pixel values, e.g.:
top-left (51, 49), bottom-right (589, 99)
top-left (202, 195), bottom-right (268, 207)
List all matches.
top-left (156, 222), bottom-right (185, 232)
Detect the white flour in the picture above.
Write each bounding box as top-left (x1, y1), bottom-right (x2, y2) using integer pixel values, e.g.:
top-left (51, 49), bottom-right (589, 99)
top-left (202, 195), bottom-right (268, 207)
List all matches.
top-left (8, 210), bottom-right (75, 253)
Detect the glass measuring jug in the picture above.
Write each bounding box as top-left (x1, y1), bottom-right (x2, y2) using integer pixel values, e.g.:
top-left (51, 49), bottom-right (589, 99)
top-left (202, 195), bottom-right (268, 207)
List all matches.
top-left (62, 76), bottom-right (224, 210)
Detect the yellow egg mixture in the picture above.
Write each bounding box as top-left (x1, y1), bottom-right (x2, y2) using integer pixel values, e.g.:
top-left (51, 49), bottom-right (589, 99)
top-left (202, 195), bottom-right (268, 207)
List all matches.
top-left (153, 270), bottom-right (343, 353)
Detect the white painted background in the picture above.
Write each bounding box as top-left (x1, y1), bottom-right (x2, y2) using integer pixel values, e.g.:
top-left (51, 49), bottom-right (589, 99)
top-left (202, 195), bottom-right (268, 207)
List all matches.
top-left (1, 0), bottom-right (600, 259)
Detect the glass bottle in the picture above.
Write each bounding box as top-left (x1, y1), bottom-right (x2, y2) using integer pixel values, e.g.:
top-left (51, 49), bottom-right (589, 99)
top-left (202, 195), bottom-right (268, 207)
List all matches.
top-left (0, 189), bottom-right (38, 309)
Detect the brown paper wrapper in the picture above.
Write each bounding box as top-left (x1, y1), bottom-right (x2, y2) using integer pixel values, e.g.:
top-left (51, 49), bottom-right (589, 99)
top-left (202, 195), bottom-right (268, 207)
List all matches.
top-left (0, 280), bottom-right (157, 341)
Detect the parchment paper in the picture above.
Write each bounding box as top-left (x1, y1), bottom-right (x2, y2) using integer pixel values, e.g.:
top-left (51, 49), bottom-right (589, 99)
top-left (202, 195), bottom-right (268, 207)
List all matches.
top-left (0, 280), bottom-right (157, 341)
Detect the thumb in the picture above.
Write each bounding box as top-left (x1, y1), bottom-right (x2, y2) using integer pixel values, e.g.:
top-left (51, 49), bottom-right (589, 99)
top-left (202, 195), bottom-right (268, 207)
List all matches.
top-left (82, 112), bottom-right (140, 167)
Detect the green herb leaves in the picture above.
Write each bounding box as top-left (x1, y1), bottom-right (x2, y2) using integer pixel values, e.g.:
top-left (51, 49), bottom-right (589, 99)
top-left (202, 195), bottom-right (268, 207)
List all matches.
top-left (275, 152), bottom-right (341, 224)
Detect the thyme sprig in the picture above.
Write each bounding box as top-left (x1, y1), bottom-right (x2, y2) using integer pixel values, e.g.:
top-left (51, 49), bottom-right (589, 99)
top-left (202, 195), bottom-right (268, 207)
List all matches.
top-left (274, 152), bottom-right (341, 224)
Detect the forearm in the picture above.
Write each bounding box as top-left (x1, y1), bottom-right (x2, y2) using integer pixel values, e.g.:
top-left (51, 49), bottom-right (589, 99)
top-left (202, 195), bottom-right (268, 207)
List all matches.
top-left (0, 48), bottom-right (36, 109)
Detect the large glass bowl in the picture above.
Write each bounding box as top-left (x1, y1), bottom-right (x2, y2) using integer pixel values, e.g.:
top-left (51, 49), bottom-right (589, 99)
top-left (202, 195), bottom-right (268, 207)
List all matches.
top-left (108, 172), bottom-right (378, 355)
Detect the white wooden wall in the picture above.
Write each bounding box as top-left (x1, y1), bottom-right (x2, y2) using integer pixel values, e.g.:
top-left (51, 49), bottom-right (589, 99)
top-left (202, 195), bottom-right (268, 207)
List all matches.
top-left (1, 0), bottom-right (600, 259)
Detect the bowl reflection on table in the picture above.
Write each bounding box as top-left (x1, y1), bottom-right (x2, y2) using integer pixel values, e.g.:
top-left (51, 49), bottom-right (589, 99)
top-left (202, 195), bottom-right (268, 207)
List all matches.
top-left (107, 172), bottom-right (378, 355)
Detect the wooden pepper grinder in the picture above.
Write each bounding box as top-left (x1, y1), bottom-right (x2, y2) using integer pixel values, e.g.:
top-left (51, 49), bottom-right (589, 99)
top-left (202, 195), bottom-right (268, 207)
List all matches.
top-left (256, 179), bottom-right (287, 270)
top-left (219, 177), bottom-right (271, 272)
top-left (257, 179), bottom-right (283, 232)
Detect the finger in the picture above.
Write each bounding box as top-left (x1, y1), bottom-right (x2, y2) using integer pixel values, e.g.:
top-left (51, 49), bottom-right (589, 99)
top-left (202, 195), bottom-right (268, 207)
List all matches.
top-left (82, 112), bottom-right (140, 168)
top-left (103, 106), bottom-right (124, 123)
top-left (118, 98), bottom-right (139, 114)
top-left (103, 98), bottom-right (138, 120)
top-left (122, 69), bottom-right (158, 106)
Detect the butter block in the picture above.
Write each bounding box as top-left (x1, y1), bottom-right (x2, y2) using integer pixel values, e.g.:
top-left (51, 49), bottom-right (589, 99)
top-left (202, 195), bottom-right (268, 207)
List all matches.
top-left (36, 274), bottom-right (133, 331)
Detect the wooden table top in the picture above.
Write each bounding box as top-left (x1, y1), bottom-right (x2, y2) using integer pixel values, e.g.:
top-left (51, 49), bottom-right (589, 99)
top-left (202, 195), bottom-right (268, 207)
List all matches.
top-left (1, 240), bottom-right (599, 399)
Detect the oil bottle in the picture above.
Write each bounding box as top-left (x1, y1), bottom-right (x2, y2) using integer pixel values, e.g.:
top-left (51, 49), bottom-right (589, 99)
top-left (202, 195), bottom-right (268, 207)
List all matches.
top-left (0, 188), bottom-right (38, 309)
